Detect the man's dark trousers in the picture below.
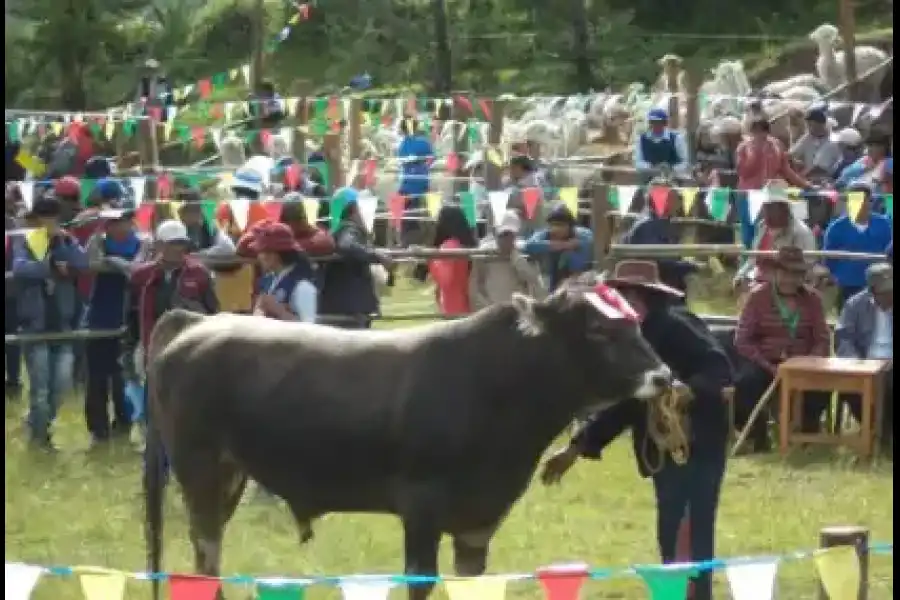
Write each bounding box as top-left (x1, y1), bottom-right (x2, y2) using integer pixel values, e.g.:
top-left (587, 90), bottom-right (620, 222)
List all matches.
top-left (84, 338), bottom-right (130, 439)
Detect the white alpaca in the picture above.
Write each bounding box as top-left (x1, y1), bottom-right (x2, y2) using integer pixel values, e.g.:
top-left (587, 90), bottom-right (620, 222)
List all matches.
top-left (779, 85), bottom-right (823, 102)
top-left (654, 54), bottom-right (686, 94)
top-left (219, 133), bottom-right (246, 168)
top-left (761, 74), bottom-right (822, 96)
top-left (810, 23), bottom-right (888, 99)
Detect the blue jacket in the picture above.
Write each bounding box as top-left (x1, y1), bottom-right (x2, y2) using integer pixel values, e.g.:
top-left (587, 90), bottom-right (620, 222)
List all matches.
top-left (397, 135), bottom-right (433, 199)
top-left (86, 232), bottom-right (142, 329)
top-left (11, 232), bottom-right (88, 333)
top-left (523, 226), bottom-right (594, 290)
top-left (621, 215), bottom-right (698, 293)
top-left (823, 214), bottom-right (892, 288)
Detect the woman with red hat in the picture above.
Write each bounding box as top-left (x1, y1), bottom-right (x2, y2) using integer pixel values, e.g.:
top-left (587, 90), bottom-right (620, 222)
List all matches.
top-left (251, 222), bottom-right (318, 322)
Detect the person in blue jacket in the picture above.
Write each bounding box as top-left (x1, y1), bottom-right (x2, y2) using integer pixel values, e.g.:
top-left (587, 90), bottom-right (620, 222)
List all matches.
top-left (396, 118), bottom-right (434, 245)
top-left (10, 196), bottom-right (88, 450)
top-left (823, 183), bottom-right (894, 310)
top-left (633, 109), bottom-right (689, 184)
top-left (523, 204), bottom-right (593, 291)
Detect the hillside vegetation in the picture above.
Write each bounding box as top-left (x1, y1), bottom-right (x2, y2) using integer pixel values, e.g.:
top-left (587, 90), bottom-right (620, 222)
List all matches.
top-left (4, 0), bottom-right (893, 111)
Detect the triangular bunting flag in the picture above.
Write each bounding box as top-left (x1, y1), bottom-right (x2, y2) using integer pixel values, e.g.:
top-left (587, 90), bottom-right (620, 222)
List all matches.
top-left (488, 190), bottom-right (510, 226)
top-left (24, 227), bottom-right (50, 261)
top-left (636, 564), bottom-right (697, 600)
top-left (331, 192), bottom-right (349, 232)
top-left (256, 580), bottom-right (305, 599)
top-left (131, 177), bottom-right (146, 206)
top-left (681, 187), bottom-right (698, 215)
top-left (78, 569), bottom-right (128, 600)
top-left (230, 198), bottom-right (251, 231)
top-left (425, 192), bottom-right (442, 217)
top-left (615, 185), bottom-right (638, 212)
top-left (445, 576), bottom-right (508, 600)
top-left (648, 185), bottom-right (670, 217)
top-left (725, 560), bottom-right (779, 600)
top-left (746, 190), bottom-right (767, 223)
top-left (706, 188), bottom-right (730, 221)
top-left (263, 202), bottom-right (283, 222)
top-left (537, 563), bottom-right (589, 600)
top-left (169, 574), bottom-right (221, 600)
top-left (884, 193), bottom-right (893, 218)
top-left (388, 193), bottom-right (406, 231)
top-left (134, 205), bottom-right (155, 232)
top-left (20, 181), bottom-right (34, 210)
top-left (357, 191), bottom-right (379, 232)
top-left (847, 191), bottom-right (865, 221)
top-left (521, 187), bottom-right (540, 220)
top-left (302, 199), bottom-right (321, 226)
top-left (339, 579), bottom-right (395, 600)
top-left (814, 546), bottom-right (861, 600)
top-left (5, 563), bottom-right (43, 600)
top-left (459, 191), bottom-right (477, 227)
top-left (790, 198), bottom-right (808, 220)
top-left (559, 187), bottom-right (579, 219)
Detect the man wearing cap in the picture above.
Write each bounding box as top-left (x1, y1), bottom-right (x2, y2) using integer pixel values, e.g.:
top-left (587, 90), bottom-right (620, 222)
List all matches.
top-left (469, 210), bottom-right (545, 310)
top-left (789, 106), bottom-right (841, 179)
top-left (831, 128), bottom-right (864, 179)
top-left (10, 196), bottom-right (89, 449)
top-left (734, 247), bottom-right (832, 451)
top-left (836, 134), bottom-right (893, 195)
top-left (736, 118), bottom-right (809, 191)
top-left (52, 175), bottom-right (84, 224)
top-left (83, 209), bottom-right (148, 445)
top-left (823, 182), bottom-right (893, 310)
top-left (523, 204), bottom-right (593, 291)
top-left (633, 109), bottom-right (689, 184)
top-left (835, 262), bottom-right (893, 453)
top-left (542, 262), bottom-right (734, 600)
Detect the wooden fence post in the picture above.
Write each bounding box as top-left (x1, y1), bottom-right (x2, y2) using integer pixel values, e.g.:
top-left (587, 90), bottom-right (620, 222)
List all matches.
top-left (291, 96), bottom-right (308, 164)
top-left (348, 97), bottom-right (363, 162)
top-left (136, 116), bottom-right (159, 201)
top-left (323, 133), bottom-right (343, 192)
top-left (591, 183), bottom-right (612, 270)
top-left (818, 526), bottom-right (870, 600)
top-left (484, 98), bottom-right (505, 192)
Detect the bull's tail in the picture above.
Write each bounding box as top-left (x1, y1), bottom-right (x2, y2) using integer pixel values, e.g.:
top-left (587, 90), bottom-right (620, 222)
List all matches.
top-left (144, 308), bottom-right (205, 600)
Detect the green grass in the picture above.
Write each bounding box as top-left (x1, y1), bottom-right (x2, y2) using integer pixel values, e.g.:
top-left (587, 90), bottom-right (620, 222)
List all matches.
top-left (5, 275), bottom-right (893, 599)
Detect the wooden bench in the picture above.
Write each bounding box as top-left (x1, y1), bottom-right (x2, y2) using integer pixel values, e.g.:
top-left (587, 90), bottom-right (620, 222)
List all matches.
top-left (777, 357), bottom-right (891, 459)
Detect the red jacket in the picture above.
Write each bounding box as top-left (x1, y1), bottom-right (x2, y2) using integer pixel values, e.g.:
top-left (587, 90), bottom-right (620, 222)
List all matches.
top-left (131, 258), bottom-right (214, 350)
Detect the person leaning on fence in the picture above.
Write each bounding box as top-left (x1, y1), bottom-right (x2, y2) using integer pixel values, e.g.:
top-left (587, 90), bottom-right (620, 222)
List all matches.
top-left (733, 246), bottom-right (832, 453)
top-left (504, 154), bottom-right (546, 237)
top-left (834, 262), bottom-right (893, 454)
top-left (620, 185), bottom-right (699, 297)
top-left (319, 193), bottom-right (393, 329)
top-left (541, 264), bottom-right (734, 600)
top-left (823, 182), bottom-right (894, 311)
top-left (251, 221), bottom-right (318, 323)
top-left (469, 210), bottom-right (546, 311)
top-left (176, 189), bottom-right (237, 258)
top-left (83, 209), bottom-right (147, 446)
top-left (633, 108), bottom-right (690, 185)
top-left (523, 203), bottom-right (593, 292)
top-left (789, 106), bottom-right (842, 180)
top-left (10, 196), bottom-right (89, 450)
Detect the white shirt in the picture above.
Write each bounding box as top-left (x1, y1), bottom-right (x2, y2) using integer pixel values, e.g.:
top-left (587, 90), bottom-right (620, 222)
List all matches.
top-left (868, 307), bottom-right (893, 359)
top-left (267, 267), bottom-right (318, 324)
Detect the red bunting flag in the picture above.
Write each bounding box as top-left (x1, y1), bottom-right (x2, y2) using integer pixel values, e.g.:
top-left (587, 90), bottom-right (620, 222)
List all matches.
top-left (648, 185), bottom-right (670, 217)
top-left (389, 193), bottom-right (406, 230)
top-left (260, 129), bottom-right (273, 151)
top-left (156, 174), bottom-right (172, 200)
top-left (215, 202), bottom-right (234, 227)
top-left (445, 152), bottom-right (460, 173)
top-left (479, 98), bottom-right (493, 121)
top-left (298, 3), bottom-right (310, 20)
top-left (198, 78), bottom-right (213, 99)
top-left (284, 163), bottom-right (302, 190)
top-left (133, 204), bottom-right (155, 232)
top-left (169, 575), bottom-right (220, 600)
top-left (248, 202), bottom-right (270, 227)
top-left (263, 201), bottom-right (283, 221)
top-left (381, 115), bottom-right (393, 127)
top-left (522, 187), bottom-right (540, 220)
top-left (327, 96), bottom-right (339, 119)
top-left (363, 158), bottom-right (377, 188)
top-left (210, 103), bottom-right (224, 119)
top-left (148, 106), bottom-right (163, 122)
top-left (191, 127), bottom-right (206, 149)
top-left (537, 565), bottom-right (589, 600)
top-left (455, 95), bottom-right (474, 115)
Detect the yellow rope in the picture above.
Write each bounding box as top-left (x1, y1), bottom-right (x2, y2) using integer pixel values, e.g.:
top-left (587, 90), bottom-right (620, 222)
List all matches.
top-left (642, 386), bottom-right (692, 474)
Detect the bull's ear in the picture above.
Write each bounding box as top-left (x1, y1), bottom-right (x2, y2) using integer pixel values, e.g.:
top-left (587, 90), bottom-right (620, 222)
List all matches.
top-left (511, 293), bottom-right (544, 336)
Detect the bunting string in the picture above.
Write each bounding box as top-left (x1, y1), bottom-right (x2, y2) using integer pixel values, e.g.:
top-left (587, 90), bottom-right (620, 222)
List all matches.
top-left (4, 542), bottom-right (893, 600)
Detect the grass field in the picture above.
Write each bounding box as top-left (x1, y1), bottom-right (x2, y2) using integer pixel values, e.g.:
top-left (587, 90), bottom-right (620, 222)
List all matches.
top-left (5, 274), bottom-right (894, 599)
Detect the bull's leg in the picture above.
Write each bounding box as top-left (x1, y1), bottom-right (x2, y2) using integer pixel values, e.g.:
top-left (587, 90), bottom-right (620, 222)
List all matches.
top-left (285, 502), bottom-right (316, 545)
top-left (401, 518), bottom-right (441, 600)
top-left (451, 528), bottom-right (494, 576)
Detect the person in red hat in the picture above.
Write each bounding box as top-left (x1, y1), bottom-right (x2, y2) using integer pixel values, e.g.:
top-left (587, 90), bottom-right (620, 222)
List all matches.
top-left (53, 176), bottom-right (83, 223)
top-left (251, 222), bottom-right (318, 323)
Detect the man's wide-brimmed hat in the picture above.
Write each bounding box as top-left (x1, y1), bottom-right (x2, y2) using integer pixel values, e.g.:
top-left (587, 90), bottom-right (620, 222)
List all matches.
top-left (249, 222), bottom-right (302, 253)
top-left (604, 260), bottom-right (684, 298)
top-left (772, 246), bottom-right (809, 273)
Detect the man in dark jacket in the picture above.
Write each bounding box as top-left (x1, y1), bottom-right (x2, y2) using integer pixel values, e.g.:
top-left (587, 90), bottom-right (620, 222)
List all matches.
top-left (319, 196), bottom-right (392, 328)
top-left (541, 261), bottom-right (733, 600)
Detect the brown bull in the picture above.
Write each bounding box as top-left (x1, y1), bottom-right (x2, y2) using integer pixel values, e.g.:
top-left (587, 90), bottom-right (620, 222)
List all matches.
top-left (144, 281), bottom-right (672, 600)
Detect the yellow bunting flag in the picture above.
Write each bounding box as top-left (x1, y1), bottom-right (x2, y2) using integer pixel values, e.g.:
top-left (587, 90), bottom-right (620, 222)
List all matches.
top-left (425, 192), bottom-right (443, 217)
top-left (786, 187), bottom-right (802, 200)
top-left (78, 569), bottom-right (128, 600)
top-left (105, 120), bottom-right (116, 140)
top-left (814, 546), bottom-right (860, 600)
top-left (846, 191), bottom-right (865, 222)
top-left (302, 199), bottom-right (320, 225)
top-left (24, 227), bottom-right (50, 261)
top-left (15, 150), bottom-right (46, 177)
top-left (170, 202), bottom-right (183, 217)
top-left (681, 187), bottom-right (699, 215)
top-left (51, 122), bottom-right (64, 136)
top-left (486, 147), bottom-right (503, 167)
top-left (559, 187), bottom-right (579, 218)
top-left (444, 576), bottom-right (508, 600)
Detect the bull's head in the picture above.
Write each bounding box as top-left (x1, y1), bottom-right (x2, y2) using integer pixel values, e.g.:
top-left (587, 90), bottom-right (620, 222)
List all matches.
top-left (510, 275), bottom-right (672, 407)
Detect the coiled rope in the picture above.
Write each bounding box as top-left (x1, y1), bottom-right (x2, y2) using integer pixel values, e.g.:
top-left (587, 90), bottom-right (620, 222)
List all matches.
top-left (642, 385), bottom-right (692, 474)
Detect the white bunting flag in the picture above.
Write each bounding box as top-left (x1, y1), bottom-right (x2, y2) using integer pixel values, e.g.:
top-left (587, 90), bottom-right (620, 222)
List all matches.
top-left (725, 560), bottom-right (779, 600)
top-left (20, 181), bottom-right (34, 210)
top-left (230, 198), bottom-right (251, 231)
top-left (5, 563), bottom-right (44, 600)
top-left (339, 579), bottom-right (395, 600)
top-left (615, 185), bottom-right (638, 213)
top-left (356, 191), bottom-right (379, 232)
top-left (488, 190), bottom-right (510, 226)
top-left (746, 189), bottom-right (767, 223)
top-left (131, 177), bottom-right (146, 206)
top-left (241, 64), bottom-right (252, 85)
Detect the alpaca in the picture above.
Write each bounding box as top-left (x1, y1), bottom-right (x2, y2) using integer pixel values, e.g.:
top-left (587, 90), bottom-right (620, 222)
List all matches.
top-left (810, 23), bottom-right (889, 100)
top-left (761, 74), bottom-right (822, 96)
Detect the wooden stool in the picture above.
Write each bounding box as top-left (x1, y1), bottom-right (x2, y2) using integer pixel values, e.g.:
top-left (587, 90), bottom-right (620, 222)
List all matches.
top-left (777, 357), bottom-right (890, 459)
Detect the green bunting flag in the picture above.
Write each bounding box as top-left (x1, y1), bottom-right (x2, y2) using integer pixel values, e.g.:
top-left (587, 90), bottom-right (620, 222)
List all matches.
top-left (636, 565), bottom-right (698, 600)
top-left (885, 193), bottom-right (893, 218)
top-left (608, 186), bottom-right (619, 210)
top-left (256, 581), bottom-right (305, 600)
top-left (707, 187), bottom-right (730, 221)
top-left (459, 191), bottom-right (477, 227)
top-left (330, 191), bottom-right (347, 233)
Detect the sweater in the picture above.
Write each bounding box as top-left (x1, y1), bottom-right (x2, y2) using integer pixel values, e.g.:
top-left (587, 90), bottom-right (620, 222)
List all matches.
top-left (823, 214), bottom-right (893, 288)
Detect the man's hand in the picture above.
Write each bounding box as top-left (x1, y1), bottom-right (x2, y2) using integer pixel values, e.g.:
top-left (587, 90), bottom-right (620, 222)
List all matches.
top-left (256, 294), bottom-right (279, 313)
top-left (539, 445), bottom-right (580, 485)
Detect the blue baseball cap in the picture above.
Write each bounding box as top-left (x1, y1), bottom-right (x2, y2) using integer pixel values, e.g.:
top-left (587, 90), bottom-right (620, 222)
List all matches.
top-left (96, 178), bottom-right (124, 200)
top-left (648, 108), bottom-right (668, 122)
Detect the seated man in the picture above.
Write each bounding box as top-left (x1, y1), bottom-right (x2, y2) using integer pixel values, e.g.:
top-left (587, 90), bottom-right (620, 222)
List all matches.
top-left (734, 246), bottom-right (831, 452)
top-left (835, 263), bottom-right (893, 453)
